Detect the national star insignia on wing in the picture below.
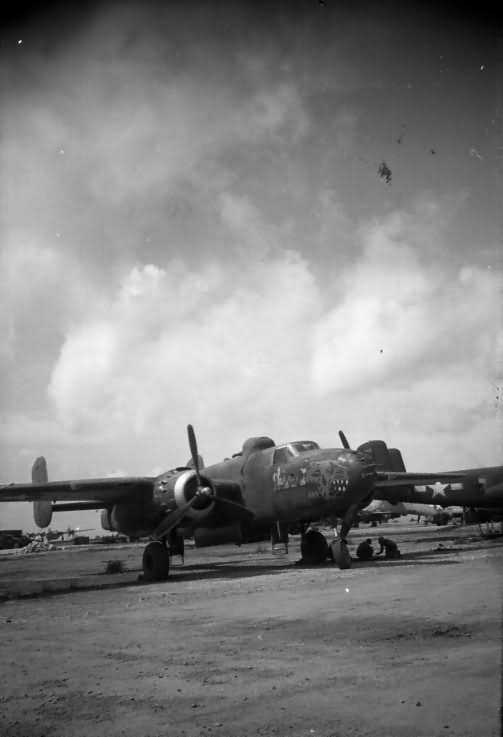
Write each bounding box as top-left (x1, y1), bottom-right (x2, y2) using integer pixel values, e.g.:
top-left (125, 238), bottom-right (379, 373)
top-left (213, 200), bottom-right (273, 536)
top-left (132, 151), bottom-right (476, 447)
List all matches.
top-left (426, 481), bottom-right (451, 498)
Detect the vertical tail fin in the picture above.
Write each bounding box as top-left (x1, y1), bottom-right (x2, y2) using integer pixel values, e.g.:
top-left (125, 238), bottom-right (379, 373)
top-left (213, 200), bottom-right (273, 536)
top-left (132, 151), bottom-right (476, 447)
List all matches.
top-left (32, 457), bottom-right (52, 527)
top-left (388, 448), bottom-right (407, 472)
top-left (357, 440), bottom-right (392, 470)
top-left (32, 456), bottom-right (48, 483)
top-left (186, 454), bottom-right (204, 470)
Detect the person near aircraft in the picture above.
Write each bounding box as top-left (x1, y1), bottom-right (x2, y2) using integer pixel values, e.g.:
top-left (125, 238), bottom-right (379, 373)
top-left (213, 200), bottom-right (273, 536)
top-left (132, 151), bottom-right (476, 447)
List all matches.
top-left (356, 538), bottom-right (374, 560)
top-left (376, 536), bottom-right (400, 558)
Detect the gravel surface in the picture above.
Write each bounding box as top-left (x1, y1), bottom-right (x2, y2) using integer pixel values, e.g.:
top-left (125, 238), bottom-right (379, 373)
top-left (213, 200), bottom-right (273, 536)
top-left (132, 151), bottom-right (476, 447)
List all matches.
top-left (0, 523), bottom-right (501, 737)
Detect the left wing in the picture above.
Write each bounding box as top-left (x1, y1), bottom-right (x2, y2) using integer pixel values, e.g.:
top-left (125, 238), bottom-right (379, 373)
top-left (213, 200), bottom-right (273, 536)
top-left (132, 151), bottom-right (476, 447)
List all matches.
top-left (0, 477), bottom-right (155, 504)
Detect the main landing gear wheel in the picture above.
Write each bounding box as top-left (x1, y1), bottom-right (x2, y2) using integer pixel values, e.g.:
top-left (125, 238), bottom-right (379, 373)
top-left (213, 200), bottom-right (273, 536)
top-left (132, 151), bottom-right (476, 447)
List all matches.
top-left (301, 529), bottom-right (329, 564)
top-left (143, 541), bottom-right (170, 581)
top-left (330, 539), bottom-right (352, 569)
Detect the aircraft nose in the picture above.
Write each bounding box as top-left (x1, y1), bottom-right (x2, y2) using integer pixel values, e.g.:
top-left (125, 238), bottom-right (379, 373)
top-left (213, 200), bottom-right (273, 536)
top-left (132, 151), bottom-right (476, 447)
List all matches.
top-left (342, 451), bottom-right (377, 502)
top-left (341, 449), bottom-right (375, 476)
top-left (354, 451), bottom-right (376, 478)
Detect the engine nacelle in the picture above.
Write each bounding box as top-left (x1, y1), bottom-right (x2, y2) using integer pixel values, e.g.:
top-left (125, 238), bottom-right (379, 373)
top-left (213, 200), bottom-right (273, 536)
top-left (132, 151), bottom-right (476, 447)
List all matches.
top-left (154, 469), bottom-right (215, 521)
top-left (193, 523), bottom-right (242, 548)
top-left (109, 502), bottom-right (159, 537)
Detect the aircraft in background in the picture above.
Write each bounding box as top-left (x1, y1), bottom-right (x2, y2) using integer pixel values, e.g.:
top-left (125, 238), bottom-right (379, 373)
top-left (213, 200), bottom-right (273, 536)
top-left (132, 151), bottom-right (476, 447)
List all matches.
top-left (359, 498), bottom-right (463, 526)
top-left (35, 526), bottom-right (94, 542)
top-left (0, 426), bottom-right (466, 580)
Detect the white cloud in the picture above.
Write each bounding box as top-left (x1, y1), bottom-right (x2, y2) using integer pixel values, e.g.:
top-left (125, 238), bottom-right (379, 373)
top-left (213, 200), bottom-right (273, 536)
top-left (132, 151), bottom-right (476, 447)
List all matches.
top-left (41, 194), bottom-right (503, 476)
top-left (312, 208), bottom-right (503, 399)
top-left (47, 247), bottom-right (321, 440)
top-left (1, 2), bottom-right (501, 538)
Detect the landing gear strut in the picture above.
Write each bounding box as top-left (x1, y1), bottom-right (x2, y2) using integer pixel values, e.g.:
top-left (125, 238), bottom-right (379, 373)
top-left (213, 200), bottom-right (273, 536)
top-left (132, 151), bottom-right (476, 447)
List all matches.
top-left (329, 503), bottom-right (360, 569)
top-left (142, 541), bottom-right (170, 581)
top-left (271, 521), bottom-right (289, 553)
top-left (329, 539), bottom-right (352, 569)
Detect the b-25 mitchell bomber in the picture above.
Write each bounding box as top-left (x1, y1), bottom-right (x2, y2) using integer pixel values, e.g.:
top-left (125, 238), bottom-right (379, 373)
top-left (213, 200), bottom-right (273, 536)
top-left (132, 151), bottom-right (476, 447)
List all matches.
top-left (0, 426), bottom-right (466, 580)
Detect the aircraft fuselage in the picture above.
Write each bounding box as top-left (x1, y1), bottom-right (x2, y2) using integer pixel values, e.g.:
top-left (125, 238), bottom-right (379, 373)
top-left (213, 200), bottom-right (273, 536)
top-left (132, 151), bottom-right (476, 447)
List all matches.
top-left (203, 444), bottom-right (376, 524)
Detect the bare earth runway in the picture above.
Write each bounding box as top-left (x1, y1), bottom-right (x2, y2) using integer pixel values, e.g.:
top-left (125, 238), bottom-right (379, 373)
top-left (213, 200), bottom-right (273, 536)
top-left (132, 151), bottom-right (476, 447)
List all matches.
top-left (0, 524), bottom-right (502, 737)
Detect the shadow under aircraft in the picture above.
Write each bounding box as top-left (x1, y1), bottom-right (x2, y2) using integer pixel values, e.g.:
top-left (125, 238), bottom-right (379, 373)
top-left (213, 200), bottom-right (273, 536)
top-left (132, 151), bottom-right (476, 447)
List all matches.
top-left (0, 426), bottom-right (466, 580)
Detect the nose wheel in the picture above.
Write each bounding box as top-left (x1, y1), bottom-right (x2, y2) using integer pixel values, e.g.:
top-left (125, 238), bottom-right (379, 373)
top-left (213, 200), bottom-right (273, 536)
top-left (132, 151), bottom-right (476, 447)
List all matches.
top-left (142, 541), bottom-right (170, 581)
top-left (329, 539), bottom-right (352, 569)
top-left (300, 528), bottom-right (329, 564)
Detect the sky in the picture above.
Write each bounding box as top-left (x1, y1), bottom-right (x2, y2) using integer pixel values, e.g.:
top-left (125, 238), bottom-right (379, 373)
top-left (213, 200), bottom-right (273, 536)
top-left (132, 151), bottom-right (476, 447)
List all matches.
top-left (1, 0), bottom-right (502, 532)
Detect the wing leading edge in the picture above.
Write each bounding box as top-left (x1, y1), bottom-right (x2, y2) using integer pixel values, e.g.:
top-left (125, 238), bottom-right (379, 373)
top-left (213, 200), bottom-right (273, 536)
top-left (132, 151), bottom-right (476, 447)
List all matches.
top-left (374, 471), bottom-right (467, 488)
top-left (0, 477), bottom-right (155, 504)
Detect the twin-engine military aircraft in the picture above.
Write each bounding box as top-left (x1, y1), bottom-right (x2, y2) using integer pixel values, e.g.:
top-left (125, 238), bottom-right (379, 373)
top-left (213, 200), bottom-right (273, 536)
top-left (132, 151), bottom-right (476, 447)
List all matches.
top-left (0, 425), bottom-right (468, 579)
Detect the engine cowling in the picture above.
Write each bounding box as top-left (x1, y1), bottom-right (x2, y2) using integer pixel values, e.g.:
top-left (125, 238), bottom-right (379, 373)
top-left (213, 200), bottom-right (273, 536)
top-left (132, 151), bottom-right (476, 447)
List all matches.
top-left (155, 469), bottom-right (216, 521)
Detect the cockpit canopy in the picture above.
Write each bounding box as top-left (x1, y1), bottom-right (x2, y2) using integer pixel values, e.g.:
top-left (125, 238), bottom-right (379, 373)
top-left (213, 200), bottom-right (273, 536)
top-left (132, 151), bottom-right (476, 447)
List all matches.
top-left (273, 441), bottom-right (320, 465)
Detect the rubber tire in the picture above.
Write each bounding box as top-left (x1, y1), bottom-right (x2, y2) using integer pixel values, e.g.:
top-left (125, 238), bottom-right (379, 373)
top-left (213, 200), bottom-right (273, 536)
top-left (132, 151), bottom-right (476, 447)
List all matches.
top-left (330, 540), bottom-right (352, 569)
top-left (143, 542), bottom-right (170, 581)
top-left (301, 529), bottom-right (329, 564)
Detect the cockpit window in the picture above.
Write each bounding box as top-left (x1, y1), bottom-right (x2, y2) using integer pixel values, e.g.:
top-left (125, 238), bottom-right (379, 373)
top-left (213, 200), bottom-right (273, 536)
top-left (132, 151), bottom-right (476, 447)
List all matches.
top-left (273, 441), bottom-right (319, 464)
top-left (273, 447), bottom-right (294, 465)
top-left (290, 441), bottom-right (319, 454)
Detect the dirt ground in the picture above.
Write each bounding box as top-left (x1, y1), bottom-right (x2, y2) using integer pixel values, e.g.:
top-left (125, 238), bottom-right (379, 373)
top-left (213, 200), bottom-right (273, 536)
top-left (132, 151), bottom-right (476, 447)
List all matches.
top-left (0, 523), bottom-right (502, 737)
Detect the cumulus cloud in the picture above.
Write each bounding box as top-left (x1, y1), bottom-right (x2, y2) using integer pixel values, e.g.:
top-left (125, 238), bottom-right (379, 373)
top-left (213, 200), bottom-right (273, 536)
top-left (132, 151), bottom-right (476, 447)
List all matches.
top-left (312, 208), bottom-right (503, 396)
top-left (43, 195), bottom-right (503, 473)
top-left (48, 247), bottom-right (320, 441)
top-left (1, 0), bottom-right (501, 516)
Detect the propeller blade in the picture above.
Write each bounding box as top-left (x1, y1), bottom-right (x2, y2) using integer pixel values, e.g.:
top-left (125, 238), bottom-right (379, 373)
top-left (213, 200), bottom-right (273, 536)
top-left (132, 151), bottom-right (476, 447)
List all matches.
top-left (187, 424), bottom-right (202, 487)
top-left (153, 498), bottom-right (197, 540)
top-left (339, 430), bottom-right (350, 449)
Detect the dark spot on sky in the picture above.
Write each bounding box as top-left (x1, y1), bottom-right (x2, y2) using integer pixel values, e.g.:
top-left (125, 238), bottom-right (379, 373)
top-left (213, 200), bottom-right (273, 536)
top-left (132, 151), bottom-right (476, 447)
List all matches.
top-left (377, 161), bottom-right (392, 184)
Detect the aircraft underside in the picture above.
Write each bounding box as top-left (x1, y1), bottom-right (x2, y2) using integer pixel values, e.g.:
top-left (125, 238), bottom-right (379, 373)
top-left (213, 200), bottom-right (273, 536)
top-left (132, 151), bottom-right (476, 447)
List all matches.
top-left (139, 522), bottom-right (352, 582)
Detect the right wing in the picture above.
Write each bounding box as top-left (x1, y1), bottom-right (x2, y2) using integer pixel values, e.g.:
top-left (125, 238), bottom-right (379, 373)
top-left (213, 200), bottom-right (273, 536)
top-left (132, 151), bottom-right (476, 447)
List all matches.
top-left (374, 471), bottom-right (467, 487)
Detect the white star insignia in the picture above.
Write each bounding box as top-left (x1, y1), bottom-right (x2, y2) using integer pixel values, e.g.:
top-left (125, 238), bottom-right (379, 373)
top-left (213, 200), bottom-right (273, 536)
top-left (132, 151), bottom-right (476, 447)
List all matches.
top-left (427, 481), bottom-right (450, 499)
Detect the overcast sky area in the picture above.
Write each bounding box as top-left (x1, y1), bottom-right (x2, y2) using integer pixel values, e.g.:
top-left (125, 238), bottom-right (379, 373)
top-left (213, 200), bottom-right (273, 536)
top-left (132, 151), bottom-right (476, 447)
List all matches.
top-left (1, 1), bottom-right (502, 532)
